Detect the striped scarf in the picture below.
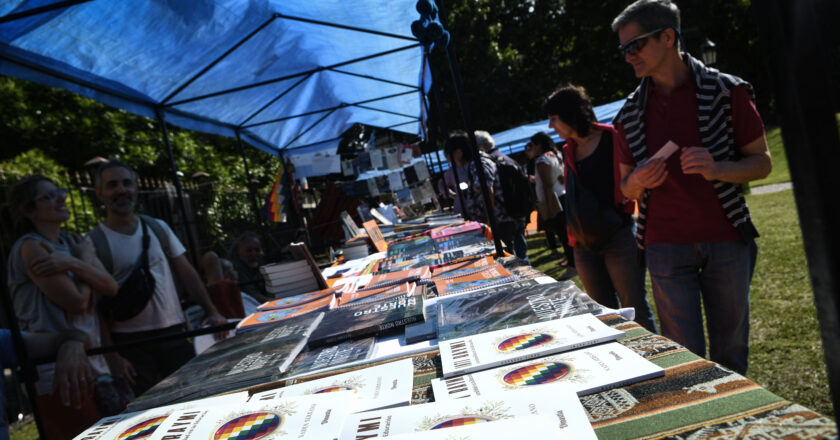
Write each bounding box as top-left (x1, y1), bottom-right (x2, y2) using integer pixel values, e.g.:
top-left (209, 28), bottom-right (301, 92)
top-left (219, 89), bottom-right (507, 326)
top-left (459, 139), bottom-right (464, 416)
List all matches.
top-left (614, 54), bottom-right (759, 250)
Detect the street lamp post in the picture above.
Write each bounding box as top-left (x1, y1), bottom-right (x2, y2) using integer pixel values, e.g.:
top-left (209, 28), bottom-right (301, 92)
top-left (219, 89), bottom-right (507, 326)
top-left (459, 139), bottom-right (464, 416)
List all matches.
top-left (700, 37), bottom-right (717, 66)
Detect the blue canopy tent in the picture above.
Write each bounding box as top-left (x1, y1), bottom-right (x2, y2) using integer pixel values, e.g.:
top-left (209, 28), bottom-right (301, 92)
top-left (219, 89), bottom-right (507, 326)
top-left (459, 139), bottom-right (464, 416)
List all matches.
top-left (0, 0), bottom-right (431, 176)
top-left (0, 2), bottom-right (432, 435)
top-left (423, 98), bottom-right (626, 173)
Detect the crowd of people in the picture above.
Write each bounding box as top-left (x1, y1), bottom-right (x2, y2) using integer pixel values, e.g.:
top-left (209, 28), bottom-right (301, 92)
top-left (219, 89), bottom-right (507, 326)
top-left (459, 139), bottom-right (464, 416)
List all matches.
top-left (2, 0), bottom-right (770, 438)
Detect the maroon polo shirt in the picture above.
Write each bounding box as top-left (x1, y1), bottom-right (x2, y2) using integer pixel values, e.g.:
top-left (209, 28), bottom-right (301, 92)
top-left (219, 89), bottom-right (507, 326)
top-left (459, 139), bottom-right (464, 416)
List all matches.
top-left (616, 80), bottom-right (765, 244)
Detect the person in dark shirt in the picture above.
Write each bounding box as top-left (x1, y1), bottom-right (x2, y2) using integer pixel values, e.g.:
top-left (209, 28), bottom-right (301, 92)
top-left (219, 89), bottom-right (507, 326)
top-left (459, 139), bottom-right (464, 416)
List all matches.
top-left (544, 86), bottom-right (657, 332)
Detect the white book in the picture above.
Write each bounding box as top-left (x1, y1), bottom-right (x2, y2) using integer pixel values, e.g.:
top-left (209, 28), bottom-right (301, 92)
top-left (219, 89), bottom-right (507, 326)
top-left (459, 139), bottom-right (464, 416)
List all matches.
top-left (431, 342), bottom-right (664, 401)
top-left (249, 358), bottom-right (413, 412)
top-left (439, 313), bottom-right (624, 377)
top-left (261, 260), bottom-right (310, 275)
top-left (338, 386), bottom-right (596, 440)
top-left (147, 392), bottom-right (356, 440)
top-left (73, 392), bottom-right (248, 440)
top-left (374, 416), bottom-right (566, 440)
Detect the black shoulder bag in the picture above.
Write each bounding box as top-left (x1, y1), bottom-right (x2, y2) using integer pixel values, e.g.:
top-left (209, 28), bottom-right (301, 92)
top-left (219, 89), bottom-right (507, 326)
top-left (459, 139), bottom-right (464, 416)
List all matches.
top-left (565, 168), bottom-right (626, 252)
top-left (99, 220), bottom-right (156, 322)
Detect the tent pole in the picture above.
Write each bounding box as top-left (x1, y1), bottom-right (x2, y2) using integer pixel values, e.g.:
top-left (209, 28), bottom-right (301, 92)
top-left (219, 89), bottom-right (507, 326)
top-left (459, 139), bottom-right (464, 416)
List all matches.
top-left (0, 229), bottom-right (46, 438)
top-left (753, 0), bottom-right (840, 426)
top-left (235, 131), bottom-right (266, 231)
top-left (156, 110), bottom-right (199, 263)
top-left (427, 47), bottom-right (468, 218)
top-left (435, 4), bottom-right (503, 254)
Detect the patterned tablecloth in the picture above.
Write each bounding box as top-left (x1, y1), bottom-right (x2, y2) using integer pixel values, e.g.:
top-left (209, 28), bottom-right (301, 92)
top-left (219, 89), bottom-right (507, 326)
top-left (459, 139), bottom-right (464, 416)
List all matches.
top-left (244, 257), bottom-right (837, 439)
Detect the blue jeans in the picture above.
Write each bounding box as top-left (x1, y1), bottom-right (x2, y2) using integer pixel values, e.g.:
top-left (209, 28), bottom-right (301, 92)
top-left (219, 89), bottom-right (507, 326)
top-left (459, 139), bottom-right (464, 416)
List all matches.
top-left (574, 225), bottom-right (658, 333)
top-left (646, 240), bottom-right (754, 375)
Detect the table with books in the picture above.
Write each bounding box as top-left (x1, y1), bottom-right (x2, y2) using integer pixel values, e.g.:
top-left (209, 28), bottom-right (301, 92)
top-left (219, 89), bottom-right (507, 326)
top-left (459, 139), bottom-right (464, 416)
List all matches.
top-left (75, 219), bottom-right (836, 440)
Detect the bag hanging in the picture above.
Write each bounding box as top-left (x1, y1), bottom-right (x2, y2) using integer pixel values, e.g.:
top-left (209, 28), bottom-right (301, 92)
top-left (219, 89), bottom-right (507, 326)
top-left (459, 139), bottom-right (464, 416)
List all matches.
top-left (99, 220), bottom-right (156, 322)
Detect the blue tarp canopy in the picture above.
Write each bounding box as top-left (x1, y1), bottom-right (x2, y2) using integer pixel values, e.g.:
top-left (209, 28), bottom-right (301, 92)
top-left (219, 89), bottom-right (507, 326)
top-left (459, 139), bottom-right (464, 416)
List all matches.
top-left (0, 0), bottom-right (431, 177)
top-left (424, 98), bottom-right (626, 173)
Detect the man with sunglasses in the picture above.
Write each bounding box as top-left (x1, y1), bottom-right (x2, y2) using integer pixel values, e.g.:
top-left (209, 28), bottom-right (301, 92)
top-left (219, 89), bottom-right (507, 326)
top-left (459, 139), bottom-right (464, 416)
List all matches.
top-left (611, 0), bottom-right (771, 375)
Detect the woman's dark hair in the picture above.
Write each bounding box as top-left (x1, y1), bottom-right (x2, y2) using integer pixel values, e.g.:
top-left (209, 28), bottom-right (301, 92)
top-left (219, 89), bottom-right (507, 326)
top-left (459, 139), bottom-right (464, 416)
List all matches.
top-left (6, 175), bottom-right (54, 238)
top-left (529, 132), bottom-right (558, 155)
top-left (443, 130), bottom-right (474, 163)
top-left (542, 85), bottom-right (596, 138)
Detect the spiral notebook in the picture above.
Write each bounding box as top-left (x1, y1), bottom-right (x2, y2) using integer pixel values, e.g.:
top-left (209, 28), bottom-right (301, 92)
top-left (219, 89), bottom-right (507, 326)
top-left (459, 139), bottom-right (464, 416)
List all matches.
top-left (433, 264), bottom-right (517, 297)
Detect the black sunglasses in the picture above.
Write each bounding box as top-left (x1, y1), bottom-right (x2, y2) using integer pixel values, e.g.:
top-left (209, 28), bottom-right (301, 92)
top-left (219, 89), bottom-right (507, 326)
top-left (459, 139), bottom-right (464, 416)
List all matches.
top-left (617, 26), bottom-right (670, 57)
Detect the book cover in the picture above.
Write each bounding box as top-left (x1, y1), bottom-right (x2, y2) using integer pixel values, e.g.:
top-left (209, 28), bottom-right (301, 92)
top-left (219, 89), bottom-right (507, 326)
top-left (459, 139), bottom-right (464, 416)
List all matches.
top-left (363, 219), bottom-right (389, 252)
top-left (251, 358), bottom-right (413, 412)
top-left (147, 392), bottom-right (356, 440)
top-left (430, 256), bottom-right (493, 279)
top-left (431, 342), bottom-right (665, 401)
top-left (283, 338), bottom-right (376, 378)
top-left (308, 295), bottom-right (425, 348)
top-left (338, 386), bottom-right (596, 440)
top-left (78, 392), bottom-right (247, 440)
top-left (438, 243), bottom-right (497, 264)
top-left (433, 231), bottom-right (490, 252)
top-left (363, 267), bottom-right (431, 289)
top-left (375, 416), bottom-right (566, 440)
top-left (386, 235), bottom-right (436, 259)
top-left (439, 313), bottom-right (624, 377)
top-left (436, 282), bottom-right (604, 341)
top-left (128, 315), bottom-right (322, 411)
top-left (339, 282), bottom-right (416, 307)
top-left (237, 296), bottom-right (333, 333)
top-left (429, 221), bottom-right (482, 239)
top-left (257, 288), bottom-right (337, 311)
top-left (403, 305), bottom-right (437, 344)
top-left (433, 265), bottom-right (516, 297)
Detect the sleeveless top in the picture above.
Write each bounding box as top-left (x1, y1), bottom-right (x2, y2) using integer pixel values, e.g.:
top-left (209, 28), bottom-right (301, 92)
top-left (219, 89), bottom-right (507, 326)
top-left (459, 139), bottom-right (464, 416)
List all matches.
top-left (7, 232), bottom-right (109, 394)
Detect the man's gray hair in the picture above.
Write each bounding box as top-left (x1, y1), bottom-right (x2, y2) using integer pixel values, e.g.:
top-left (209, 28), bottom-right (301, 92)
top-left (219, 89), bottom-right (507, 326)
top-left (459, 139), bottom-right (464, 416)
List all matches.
top-left (94, 160), bottom-right (137, 189)
top-left (474, 130), bottom-right (495, 152)
top-left (611, 0), bottom-right (680, 33)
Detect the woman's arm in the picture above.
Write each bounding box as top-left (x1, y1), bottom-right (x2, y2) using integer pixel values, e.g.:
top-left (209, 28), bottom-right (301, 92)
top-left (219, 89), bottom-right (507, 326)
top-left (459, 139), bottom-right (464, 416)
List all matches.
top-left (21, 240), bottom-right (91, 314)
top-left (28, 233), bottom-right (117, 296)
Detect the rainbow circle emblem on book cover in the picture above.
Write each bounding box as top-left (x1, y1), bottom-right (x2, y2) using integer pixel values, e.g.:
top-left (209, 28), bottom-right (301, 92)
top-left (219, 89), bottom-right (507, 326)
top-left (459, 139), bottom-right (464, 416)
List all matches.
top-left (496, 333), bottom-right (554, 352)
top-left (429, 415), bottom-right (495, 429)
top-left (313, 385), bottom-right (354, 394)
top-left (501, 361), bottom-right (571, 386)
top-left (118, 416), bottom-right (168, 440)
top-left (213, 412), bottom-right (282, 440)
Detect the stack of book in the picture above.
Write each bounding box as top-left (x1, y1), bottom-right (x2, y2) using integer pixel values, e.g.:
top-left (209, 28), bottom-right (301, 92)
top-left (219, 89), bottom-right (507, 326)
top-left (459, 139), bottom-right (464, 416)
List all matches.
top-left (260, 260), bottom-right (321, 298)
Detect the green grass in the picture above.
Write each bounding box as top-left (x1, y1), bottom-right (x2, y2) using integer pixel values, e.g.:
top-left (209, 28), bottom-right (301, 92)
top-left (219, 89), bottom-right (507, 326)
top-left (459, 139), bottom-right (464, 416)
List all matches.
top-left (527, 189), bottom-right (833, 417)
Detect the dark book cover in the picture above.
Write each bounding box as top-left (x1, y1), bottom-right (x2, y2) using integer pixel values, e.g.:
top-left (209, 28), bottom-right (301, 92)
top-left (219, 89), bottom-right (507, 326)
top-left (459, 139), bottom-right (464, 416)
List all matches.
top-left (435, 281), bottom-right (603, 341)
top-left (404, 306), bottom-right (437, 344)
top-left (386, 235), bottom-right (436, 258)
top-left (283, 337), bottom-right (376, 377)
top-left (308, 294), bottom-right (425, 348)
top-left (126, 313), bottom-right (322, 411)
top-left (433, 230), bottom-right (490, 252)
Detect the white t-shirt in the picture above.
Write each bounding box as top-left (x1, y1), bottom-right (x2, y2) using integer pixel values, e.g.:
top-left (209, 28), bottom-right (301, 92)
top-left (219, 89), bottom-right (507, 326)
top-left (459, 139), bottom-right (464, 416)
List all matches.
top-left (91, 218), bottom-right (186, 333)
top-left (535, 152), bottom-right (565, 202)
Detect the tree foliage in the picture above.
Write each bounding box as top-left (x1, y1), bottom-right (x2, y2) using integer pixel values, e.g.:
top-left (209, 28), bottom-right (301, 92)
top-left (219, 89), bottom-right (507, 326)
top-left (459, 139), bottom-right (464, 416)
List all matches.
top-left (427, 0), bottom-right (771, 139)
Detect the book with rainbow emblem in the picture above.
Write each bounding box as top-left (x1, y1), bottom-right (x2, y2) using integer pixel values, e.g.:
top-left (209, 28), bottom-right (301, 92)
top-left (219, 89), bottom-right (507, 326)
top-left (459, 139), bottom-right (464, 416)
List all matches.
top-left (146, 392), bottom-right (356, 440)
top-left (430, 342), bottom-right (664, 402)
top-left (338, 386), bottom-right (596, 440)
top-left (250, 358), bottom-right (414, 412)
top-left (438, 313), bottom-right (624, 377)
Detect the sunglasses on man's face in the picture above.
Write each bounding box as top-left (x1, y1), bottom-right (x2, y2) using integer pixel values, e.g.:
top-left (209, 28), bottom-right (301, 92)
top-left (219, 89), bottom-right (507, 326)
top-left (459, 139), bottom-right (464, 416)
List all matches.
top-left (617, 26), bottom-right (669, 57)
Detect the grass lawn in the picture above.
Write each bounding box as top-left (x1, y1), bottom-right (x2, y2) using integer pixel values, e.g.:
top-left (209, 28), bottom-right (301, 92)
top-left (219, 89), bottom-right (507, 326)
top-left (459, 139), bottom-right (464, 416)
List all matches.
top-left (527, 188), bottom-right (832, 417)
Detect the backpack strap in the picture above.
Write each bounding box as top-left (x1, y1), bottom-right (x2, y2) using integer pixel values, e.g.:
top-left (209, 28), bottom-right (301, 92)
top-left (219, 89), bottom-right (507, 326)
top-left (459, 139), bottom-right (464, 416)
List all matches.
top-left (138, 214), bottom-right (172, 258)
top-left (88, 224), bottom-right (113, 274)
